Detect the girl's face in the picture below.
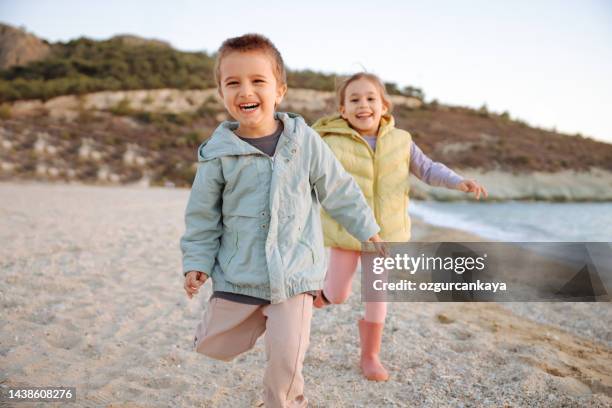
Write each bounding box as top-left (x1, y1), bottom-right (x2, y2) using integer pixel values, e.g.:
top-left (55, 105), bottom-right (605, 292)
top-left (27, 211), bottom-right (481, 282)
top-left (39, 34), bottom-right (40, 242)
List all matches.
top-left (340, 78), bottom-right (388, 136)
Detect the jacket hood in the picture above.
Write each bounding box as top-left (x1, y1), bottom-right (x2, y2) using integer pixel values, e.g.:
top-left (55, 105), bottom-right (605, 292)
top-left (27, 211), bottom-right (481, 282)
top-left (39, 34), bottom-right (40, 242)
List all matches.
top-left (198, 112), bottom-right (305, 161)
top-left (312, 113), bottom-right (395, 139)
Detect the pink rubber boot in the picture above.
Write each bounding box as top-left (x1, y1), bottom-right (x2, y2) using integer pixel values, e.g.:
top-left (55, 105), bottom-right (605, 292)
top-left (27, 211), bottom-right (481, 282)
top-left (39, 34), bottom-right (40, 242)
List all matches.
top-left (358, 319), bottom-right (389, 381)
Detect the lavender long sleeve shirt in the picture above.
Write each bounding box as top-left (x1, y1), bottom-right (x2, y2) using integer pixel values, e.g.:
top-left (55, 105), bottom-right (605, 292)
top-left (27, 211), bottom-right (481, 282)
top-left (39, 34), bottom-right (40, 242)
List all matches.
top-left (362, 135), bottom-right (463, 189)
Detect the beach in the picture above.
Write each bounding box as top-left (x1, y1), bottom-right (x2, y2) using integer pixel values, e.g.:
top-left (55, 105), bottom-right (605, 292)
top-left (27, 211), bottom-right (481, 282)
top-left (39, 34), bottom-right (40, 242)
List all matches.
top-left (0, 182), bottom-right (610, 407)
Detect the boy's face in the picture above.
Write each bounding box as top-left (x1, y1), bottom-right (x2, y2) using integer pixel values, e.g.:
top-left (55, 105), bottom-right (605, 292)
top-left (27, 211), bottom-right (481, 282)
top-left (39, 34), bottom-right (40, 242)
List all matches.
top-left (218, 51), bottom-right (287, 137)
top-left (340, 78), bottom-right (387, 137)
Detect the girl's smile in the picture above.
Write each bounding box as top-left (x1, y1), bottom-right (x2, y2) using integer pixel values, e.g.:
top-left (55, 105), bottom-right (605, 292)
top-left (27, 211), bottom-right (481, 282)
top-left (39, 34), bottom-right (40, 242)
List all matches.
top-left (340, 78), bottom-right (388, 136)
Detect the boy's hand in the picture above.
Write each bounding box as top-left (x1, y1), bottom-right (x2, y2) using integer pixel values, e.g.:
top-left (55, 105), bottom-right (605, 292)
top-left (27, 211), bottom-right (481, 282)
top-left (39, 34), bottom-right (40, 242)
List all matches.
top-left (184, 271), bottom-right (208, 299)
top-left (368, 234), bottom-right (389, 258)
top-left (456, 179), bottom-right (488, 200)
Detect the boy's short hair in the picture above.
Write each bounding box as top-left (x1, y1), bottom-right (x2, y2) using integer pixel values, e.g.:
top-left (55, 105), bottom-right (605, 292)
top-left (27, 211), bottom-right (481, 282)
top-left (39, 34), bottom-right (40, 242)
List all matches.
top-left (214, 33), bottom-right (287, 87)
top-left (336, 72), bottom-right (393, 112)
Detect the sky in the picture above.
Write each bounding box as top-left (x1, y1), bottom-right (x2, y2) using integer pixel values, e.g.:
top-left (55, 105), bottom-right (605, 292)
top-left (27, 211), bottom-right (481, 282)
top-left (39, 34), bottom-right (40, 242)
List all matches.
top-left (1, 0), bottom-right (611, 143)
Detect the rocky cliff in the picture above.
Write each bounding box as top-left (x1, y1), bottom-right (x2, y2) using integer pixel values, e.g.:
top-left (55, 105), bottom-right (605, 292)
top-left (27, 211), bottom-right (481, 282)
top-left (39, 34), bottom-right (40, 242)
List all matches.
top-left (0, 23), bottom-right (51, 69)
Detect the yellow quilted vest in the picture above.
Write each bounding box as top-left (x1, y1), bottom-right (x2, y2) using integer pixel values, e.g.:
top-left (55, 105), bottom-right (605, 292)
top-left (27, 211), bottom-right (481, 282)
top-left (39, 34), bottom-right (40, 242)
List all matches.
top-left (312, 114), bottom-right (412, 250)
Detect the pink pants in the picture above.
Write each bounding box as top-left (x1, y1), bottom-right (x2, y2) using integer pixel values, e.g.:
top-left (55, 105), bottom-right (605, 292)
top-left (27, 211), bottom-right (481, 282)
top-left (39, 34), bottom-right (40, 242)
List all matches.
top-left (324, 247), bottom-right (387, 323)
top-left (194, 294), bottom-right (312, 408)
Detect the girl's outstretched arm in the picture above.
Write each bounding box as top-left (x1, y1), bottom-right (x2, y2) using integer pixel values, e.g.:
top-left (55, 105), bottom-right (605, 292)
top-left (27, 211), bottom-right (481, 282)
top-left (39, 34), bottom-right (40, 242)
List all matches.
top-left (455, 179), bottom-right (488, 200)
top-left (410, 143), bottom-right (487, 199)
top-left (410, 143), bottom-right (463, 188)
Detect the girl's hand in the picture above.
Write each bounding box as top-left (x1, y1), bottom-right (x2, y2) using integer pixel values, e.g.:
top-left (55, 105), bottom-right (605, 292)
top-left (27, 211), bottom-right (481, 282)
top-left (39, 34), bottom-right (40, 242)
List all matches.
top-left (369, 234), bottom-right (390, 258)
top-left (184, 271), bottom-right (208, 299)
top-left (456, 179), bottom-right (488, 200)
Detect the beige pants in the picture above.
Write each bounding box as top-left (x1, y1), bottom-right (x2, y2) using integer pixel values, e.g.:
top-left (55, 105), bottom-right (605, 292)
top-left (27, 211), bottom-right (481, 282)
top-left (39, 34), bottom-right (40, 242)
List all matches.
top-left (194, 294), bottom-right (313, 408)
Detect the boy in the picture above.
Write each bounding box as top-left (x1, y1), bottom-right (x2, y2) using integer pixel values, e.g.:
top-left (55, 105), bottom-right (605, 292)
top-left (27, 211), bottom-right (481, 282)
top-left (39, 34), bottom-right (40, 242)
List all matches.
top-left (181, 34), bottom-right (382, 407)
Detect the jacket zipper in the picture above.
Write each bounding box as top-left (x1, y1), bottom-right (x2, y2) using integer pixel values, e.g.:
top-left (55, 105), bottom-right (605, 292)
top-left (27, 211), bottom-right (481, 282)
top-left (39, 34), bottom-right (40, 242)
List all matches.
top-left (269, 137), bottom-right (289, 170)
top-left (372, 140), bottom-right (379, 223)
top-left (350, 133), bottom-right (379, 222)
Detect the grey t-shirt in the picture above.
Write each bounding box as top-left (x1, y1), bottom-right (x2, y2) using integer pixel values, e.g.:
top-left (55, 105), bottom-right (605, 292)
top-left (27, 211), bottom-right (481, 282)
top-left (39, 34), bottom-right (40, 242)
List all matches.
top-left (238, 121), bottom-right (283, 156)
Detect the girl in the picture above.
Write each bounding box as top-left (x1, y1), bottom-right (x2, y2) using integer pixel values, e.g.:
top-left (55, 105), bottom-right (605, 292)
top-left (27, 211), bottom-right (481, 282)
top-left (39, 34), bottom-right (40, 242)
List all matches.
top-left (312, 72), bottom-right (487, 382)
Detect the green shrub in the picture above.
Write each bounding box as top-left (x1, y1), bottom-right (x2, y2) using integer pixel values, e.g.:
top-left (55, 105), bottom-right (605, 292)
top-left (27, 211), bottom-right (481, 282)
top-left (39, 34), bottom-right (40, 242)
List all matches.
top-left (134, 111), bottom-right (154, 123)
top-left (196, 103), bottom-right (216, 118)
top-left (0, 36), bottom-right (424, 104)
top-left (183, 131), bottom-right (202, 146)
top-left (149, 138), bottom-right (173, 150)
top-left (0, 104), bottom-right (12, 119)
top-left (478, 104), bottom-right (489, 117)
top-left (166, 113), bottom-right (192, 126)
top-left (402, 86), bottom-right (425, 100)
top-left (109, 98), bottom-right (133, 116)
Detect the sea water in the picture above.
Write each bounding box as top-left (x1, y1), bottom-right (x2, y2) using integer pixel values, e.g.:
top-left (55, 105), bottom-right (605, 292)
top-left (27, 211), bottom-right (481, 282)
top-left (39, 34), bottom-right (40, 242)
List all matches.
top-left (410, 200), bottom-right (612, 242)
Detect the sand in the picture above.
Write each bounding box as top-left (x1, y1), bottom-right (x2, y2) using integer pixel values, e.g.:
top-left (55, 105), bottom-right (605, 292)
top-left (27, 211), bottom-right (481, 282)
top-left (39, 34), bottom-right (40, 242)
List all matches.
top-left (0, 182), bottom-right (610, 407)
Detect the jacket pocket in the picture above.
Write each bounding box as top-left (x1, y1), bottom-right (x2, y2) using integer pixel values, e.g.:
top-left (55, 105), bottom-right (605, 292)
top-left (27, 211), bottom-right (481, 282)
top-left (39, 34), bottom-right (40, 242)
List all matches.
top-left (218, 231), bottom-right (238, 271)
top-left (298, 237), bottom-right (316, 264)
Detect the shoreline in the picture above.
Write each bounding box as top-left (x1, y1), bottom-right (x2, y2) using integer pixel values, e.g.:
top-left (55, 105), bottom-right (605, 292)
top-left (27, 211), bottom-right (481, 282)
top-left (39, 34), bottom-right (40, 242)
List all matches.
top-left (3, 176), bottom-right (612, 203)
top-left (1, 182), bottom-right (610, 406)
top-left (410, 215), bottom-right (486, 242)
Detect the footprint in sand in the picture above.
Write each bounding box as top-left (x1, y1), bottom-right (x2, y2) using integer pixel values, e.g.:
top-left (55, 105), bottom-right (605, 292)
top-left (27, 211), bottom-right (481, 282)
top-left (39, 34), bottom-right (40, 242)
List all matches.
top-left (554, 376), bottom-right (593, 397)
top-left (25, 308), bottom-right (56, 325)
top-left (449, 342), bottom-right (477, 353)
top-left (121, 386), bottom-right (145, 400)
top-left (80, 342), bottom-right (102, 359)
top-left (451, 328), bottom-right (473, 341)
top-left (83, 389), bottom-right (116, 406)
top-left (519, 356), bottom-right (611, 397)
top-left (44, 329), bottom-right (82, 350)
top-left (448, 329), bottom-right (478, 353)
top-left (143, 376), bottom-right (189, 391)
top-left (70, 305), bottom-right (99, 320)
top-left (436, 313), bottom-right (455, 324)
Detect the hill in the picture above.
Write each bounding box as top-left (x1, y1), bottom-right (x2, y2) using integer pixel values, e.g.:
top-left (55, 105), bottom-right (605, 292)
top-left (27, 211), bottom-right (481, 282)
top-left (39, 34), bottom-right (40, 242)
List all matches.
top-left (1, 23), bottom-right (611, 201)
top-left (0, 23), bottom-right (51, 70)
top-left (0, 23), bottom-right (423, 103)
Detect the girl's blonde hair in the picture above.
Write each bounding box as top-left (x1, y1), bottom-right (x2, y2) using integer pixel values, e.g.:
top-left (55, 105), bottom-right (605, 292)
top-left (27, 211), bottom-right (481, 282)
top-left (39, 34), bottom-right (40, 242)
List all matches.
top-left (336, 72), bottom-right (393, 112)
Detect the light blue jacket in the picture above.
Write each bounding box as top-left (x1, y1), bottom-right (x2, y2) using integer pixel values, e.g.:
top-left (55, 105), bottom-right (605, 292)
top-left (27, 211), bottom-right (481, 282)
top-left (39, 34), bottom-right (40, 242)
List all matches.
top-left (180, 112), bottom-right (379, 303)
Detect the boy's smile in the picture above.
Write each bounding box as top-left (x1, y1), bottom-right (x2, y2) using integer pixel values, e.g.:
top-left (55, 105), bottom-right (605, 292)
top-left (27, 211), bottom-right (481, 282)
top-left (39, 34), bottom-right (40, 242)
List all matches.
top-left (218, 51), bottom-right (287, 137)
